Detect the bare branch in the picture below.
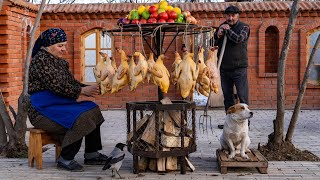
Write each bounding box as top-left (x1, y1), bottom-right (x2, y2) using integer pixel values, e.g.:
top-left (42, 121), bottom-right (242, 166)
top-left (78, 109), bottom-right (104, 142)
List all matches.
top-left (0, 91), bottom-right (14, 136)
top-left (8, 105), bottom-right (17, 122)
top-left (285, 34), bottom-right (320, 142)
top-left (23, 0), bottom-right (47, 95)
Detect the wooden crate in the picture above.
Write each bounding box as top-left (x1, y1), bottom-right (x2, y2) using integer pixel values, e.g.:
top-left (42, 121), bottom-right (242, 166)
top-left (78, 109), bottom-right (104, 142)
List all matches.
top-left (216, 149), bottom-right (268, 174)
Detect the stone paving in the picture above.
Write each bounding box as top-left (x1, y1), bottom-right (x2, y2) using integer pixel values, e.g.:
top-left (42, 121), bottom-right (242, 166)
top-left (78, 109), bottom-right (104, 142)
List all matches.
top-left (0, 109), bottom-right (320, 179)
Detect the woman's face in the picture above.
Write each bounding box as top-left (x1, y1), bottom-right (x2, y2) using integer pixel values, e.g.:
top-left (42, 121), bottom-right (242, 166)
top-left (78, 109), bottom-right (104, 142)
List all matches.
top-left (47, 42), bottom-right (67, 58)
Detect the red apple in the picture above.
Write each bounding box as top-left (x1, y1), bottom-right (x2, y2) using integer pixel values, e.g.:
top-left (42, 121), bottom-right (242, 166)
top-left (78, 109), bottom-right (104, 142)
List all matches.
top-left (147, 18), bottom-right (157, 23)
top-left (148, 5), bottom-right (157, 14)
top-left (131, 19), bottom-right (140, 24)
top-left (150, 12), bottom-right (158, 19)
top-left (167, 19), bottom-right (175, 23)
top-left (158, 12), bottom-right (168, 20)
top-left (168, 11), bottom-right (177, 20)
top-left (139, 19), bottom-right (147, 24)
top-left (158, 19), bottom-right (166, 23)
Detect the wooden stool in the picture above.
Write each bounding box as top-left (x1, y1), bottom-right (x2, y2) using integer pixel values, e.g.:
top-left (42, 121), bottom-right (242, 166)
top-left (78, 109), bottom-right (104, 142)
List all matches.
top-left (216, 149), bottom-right (268, 174)
top-left (28, 128), bottom-right (62, 170)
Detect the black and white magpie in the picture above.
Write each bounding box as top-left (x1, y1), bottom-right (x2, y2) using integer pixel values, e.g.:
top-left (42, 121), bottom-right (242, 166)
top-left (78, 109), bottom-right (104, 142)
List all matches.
top-left (102, 143), bottom-right (126, 178)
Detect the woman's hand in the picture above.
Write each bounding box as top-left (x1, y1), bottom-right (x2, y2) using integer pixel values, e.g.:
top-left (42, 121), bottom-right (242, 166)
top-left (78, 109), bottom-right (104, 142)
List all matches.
top-left (81, 84), bottom-right (100, 97)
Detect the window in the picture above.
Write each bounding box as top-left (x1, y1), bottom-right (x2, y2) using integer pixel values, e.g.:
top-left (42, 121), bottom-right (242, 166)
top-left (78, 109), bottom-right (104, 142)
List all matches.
top-left (82, 29), bottom-right (113, 83)
top-left (265, 26), bottom-right (279, 73)
top-left (307, 29), bottom-right (320, 85)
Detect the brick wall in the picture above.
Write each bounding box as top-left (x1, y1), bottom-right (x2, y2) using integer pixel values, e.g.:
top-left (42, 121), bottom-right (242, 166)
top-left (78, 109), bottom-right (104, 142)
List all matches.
top-left (1, 2), bottom-right (320, 110)
top-left (0, 3), bottom-right (36, 110)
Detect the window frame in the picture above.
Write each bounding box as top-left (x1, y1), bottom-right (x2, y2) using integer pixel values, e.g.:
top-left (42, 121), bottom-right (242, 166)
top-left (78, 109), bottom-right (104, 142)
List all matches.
top-left (306, 28), bottom-right (320, 86)
top-left (81, 29), bottom-right (113, 84)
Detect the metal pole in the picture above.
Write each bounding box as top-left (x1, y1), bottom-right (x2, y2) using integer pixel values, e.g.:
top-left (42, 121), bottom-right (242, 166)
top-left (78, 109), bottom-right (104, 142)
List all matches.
top-left (156, 29), bottom-right (164, 101)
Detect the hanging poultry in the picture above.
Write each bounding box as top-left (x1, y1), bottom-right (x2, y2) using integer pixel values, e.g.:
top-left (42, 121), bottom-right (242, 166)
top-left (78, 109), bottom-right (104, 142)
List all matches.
top-left (205, 47), bottom-right (220, 94)
top-left (93, 53), bottom-right (108, 84)
top-left (170, 51), bottom-right (182, 85)
top-left (128, 51), bottom-right (148, 90)
top-left (146, 52), bottom-right (155, 83)
top-left (149, 54), bottom-right (170, 93)
top-left (111, 56), bottom-right (118, 71)
top-left (111, 48), bottom-right (129, 93)
top-left (175, 51), bottom-right (199, 99)
top-left (133, 52), bottom-right (148, 80)
top-left (196, 47), bottom-right (210, 96)
top-left (98, 52), bottom-right (116, 95)
top-left (128, 55), bottom-right (139, 91)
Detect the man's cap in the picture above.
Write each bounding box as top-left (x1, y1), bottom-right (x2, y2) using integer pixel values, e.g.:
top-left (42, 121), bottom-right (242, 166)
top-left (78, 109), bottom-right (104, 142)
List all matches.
top-left (224, 5), bottom-right (241, 14)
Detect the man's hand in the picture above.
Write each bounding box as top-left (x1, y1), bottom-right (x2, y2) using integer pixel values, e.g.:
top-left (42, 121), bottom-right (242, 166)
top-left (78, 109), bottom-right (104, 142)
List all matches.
top-left (209, 46), bottom-right (218, 51)
top-left (217, 24), bottom-right (230, 38)
top-left (81, 84), bottom-right (100, 97)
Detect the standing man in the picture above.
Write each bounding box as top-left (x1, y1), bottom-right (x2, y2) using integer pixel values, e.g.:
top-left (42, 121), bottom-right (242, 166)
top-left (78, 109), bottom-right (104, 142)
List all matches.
top-left (213, 5), bottom-right (250, 129)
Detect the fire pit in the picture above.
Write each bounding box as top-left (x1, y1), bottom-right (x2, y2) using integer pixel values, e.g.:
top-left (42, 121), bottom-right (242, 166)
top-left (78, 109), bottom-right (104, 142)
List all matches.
top-left (126, 98), bottom-right (196, 174)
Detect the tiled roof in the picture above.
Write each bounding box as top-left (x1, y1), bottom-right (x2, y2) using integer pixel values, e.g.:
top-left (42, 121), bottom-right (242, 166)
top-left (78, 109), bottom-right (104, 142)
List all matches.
top-left (43, 1), bottom-right (320, 14)
top-left (6, 0), bottom-right (38, 11)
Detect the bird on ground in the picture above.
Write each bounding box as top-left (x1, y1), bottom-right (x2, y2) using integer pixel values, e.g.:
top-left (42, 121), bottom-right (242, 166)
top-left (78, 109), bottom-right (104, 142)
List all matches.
top-left (102, 143), bottom-right (127, 178)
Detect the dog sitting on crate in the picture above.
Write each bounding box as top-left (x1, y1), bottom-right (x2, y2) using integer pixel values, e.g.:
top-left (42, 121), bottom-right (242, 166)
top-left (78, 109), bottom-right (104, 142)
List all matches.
top-left (219, 103), bottom-right (253, 159)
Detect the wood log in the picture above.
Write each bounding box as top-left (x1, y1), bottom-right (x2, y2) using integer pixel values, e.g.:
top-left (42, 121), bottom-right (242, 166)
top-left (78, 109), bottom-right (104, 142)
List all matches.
top-left (141, 113), bottom-right (156, 146)
top-left (163, 147), bottom-right (178, 171)
top-left (161, 134), bottom-right (190, 148)
top-left (128, 114), bottom-right (150, 142)
top-left (185, 157), bottom-right (195, 172)
top-left (160, 97), bottom-right (186, 127)
top-left (148, 158), bottom-right (157, 172)
top-left (166, 156), bottom-right (178, 171)
top-left (157, 157), bottom-right (166, 172)
top-left (163, 111), bottom-right (180, 136)
top-left (138, 157), bottom-right (149, 172)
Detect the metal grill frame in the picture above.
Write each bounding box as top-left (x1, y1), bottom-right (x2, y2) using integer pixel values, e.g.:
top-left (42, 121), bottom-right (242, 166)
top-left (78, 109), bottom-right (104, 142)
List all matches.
top-left (126, 100), bottom-right (196, 174)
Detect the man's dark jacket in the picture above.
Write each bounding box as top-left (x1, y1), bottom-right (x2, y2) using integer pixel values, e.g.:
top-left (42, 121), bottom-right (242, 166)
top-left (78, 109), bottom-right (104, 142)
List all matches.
top-left (214, 21), bottom-right (250, 71)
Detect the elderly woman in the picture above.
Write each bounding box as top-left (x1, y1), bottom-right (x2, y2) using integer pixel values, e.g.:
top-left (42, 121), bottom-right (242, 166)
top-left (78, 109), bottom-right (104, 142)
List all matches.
top-left (28, 28), bottom-right (107, 171)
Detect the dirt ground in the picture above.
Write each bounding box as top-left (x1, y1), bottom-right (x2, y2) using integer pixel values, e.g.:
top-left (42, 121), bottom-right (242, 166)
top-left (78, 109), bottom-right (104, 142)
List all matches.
top-left (258, 141), bottom-right (320, 161)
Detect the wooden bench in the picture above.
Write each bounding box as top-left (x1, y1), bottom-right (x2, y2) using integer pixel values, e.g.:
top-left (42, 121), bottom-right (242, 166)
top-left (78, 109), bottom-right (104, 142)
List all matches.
top-left (28, 128), bottom-right (62, 170)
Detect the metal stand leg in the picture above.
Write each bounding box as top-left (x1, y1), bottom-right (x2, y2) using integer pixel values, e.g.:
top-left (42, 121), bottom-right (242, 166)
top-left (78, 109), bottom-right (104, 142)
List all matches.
top-left (133, 155), bottom-right (139, 174)
top-left (180, 156), bottom-right (186, 174)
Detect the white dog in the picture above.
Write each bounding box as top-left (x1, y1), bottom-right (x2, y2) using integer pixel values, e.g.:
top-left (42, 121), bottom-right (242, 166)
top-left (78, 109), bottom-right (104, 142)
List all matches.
top-left (220, 103), bottom-right (253, 159)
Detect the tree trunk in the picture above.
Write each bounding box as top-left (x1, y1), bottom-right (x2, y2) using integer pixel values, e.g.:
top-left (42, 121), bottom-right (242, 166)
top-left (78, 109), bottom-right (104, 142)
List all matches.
top-left (0, 0), bottom-right (6, 149)
top-left (285, 34), bottom-right (320, 142)
top-left (0, 91), bottom-right (18, 155)
top-left (12, 0), bottom-right (47, 151)
top-left (0, 115), bottom-right (6, 147)
top-left (274, 0), bottom-right (300, 145)
top-left (0, 0), bottom-right (47, 157)
top-left (0, 92), bottom-right (15, 143)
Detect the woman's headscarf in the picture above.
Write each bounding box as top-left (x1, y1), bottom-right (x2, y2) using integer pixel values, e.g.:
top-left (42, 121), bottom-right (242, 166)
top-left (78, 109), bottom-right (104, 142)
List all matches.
top-left (32, 28), bottom-right (67, 58)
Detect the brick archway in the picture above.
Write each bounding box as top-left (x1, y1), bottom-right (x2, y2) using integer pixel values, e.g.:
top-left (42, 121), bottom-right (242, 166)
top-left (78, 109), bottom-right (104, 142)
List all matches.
top-left (258, 19), bottom-right (285, 77)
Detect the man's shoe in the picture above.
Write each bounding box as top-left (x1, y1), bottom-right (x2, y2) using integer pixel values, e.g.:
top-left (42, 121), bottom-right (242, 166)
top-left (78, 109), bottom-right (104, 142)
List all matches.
top-left (57, 160), bottom-right (84, 172)
top-left (84, 153), bottom-right (109, 165)
top-left (218, 124), bottom-right (224, 129)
